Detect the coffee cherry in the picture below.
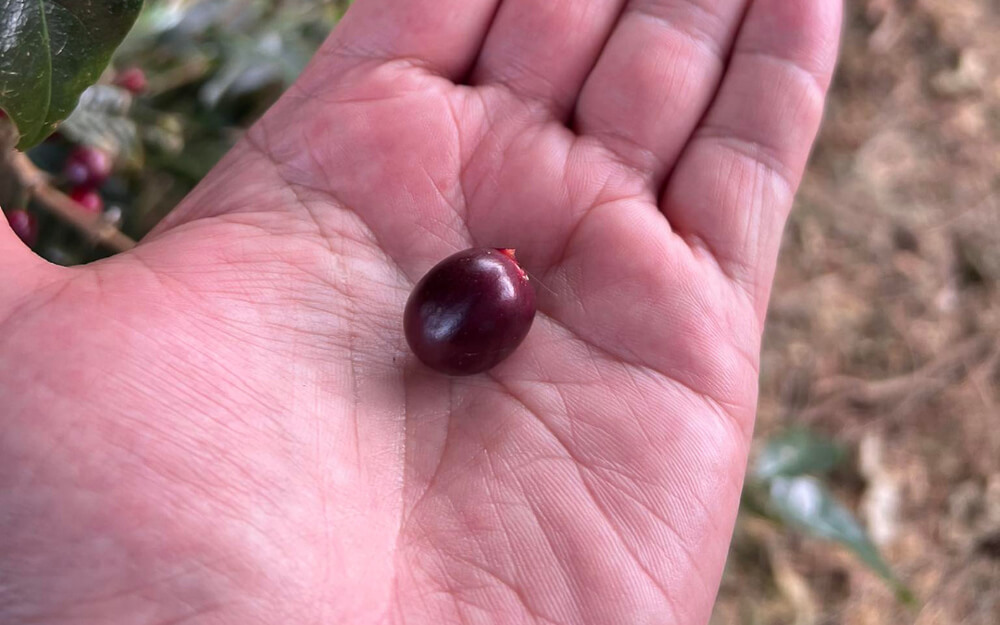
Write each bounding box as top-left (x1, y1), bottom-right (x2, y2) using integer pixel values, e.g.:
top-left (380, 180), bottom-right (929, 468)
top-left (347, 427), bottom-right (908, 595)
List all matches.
top-left (64, 146), bottom-right (112, 189)
top-left (7, 210), bottom-right (38, 247)
top-left (404, 248), bottom-right (537, 375)
top-left (114, 67), bottom-right (148, 95)
top-left (69, 187), bottom-right (104, 214)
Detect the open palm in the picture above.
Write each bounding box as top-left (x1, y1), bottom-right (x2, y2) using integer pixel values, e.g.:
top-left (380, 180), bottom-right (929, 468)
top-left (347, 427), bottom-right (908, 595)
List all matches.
top-left (1, 1), bottom-right (841, 623)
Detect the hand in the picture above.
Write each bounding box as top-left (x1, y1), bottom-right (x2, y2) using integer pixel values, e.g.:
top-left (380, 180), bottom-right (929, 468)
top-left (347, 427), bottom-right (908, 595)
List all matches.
top-left (0, 0), bottom-right (841, 623)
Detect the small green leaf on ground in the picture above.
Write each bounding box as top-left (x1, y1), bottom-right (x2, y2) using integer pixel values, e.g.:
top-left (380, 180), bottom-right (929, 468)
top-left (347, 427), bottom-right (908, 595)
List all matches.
top-left (769, 476), bottom-right (915, 604)
top-left (754, 428), bottom-right (843, 480)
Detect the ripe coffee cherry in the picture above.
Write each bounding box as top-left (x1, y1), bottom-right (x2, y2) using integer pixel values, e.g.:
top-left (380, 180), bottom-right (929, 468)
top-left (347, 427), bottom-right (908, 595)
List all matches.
top-left (64, 146), bottom-right (112, 188)
top-left (69, 187), bottom-right (104, 214)
top-left (7, 210), bottom-right (38, 247)
top-left (115, 67), bottom-right (148, 94)
top-left (404, 248), bottom-right (537, 376)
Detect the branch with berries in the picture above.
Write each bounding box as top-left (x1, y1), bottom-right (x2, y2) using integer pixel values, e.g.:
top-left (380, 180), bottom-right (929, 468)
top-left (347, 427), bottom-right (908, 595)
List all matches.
top-left (3, 148), bottom-right (136, 254)
top-left (1, 94), bottom-right (139, 255)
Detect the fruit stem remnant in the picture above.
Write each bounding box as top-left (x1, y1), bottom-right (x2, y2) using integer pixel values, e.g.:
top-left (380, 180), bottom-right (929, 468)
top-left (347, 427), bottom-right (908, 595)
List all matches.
top-left (496, 248), bottom-right (528, 280)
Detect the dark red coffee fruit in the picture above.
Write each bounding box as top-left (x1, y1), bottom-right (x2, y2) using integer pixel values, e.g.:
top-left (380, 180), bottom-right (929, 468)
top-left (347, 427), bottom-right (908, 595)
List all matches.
top-left (404, 248), bottom-right (537, 376)
top-left (69, 187), bottom-right (104, 214)
top-left (64, 146), bottom-right (112, 189)
top-left (7, 210), bottom-right (38, 247)
top-left (114, 67), bottom-right (148, 95)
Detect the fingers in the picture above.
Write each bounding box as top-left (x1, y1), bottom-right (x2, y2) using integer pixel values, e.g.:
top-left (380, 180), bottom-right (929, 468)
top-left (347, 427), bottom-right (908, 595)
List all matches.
top-left (574, 0), bottom-right (749, 183)
top-left (662, 0), bottom-right (842, 315)
top-left (470, 0), bottom-right (625, 119)
top-left (316, 0), bottom-right (503, 80)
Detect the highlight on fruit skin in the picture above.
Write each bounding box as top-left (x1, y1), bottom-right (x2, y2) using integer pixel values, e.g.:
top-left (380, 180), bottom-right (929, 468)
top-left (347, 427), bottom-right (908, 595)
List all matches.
top-left (404, 247), bottom-right (537, 376)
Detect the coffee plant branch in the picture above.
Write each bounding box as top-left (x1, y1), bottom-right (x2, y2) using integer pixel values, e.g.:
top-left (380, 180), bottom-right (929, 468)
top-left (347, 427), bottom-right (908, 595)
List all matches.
top-left (8, 151), bottom-right (136, 253)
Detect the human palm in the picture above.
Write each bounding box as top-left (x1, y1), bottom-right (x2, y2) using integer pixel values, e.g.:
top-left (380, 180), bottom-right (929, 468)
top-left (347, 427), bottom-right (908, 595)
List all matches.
top-left (0, 0), bottom-right (841, 623)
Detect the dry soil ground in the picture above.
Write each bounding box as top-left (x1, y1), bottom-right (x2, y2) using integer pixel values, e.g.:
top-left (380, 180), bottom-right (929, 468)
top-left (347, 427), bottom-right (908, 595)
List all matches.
top-left (712, 1), bottom-right (1000, 623)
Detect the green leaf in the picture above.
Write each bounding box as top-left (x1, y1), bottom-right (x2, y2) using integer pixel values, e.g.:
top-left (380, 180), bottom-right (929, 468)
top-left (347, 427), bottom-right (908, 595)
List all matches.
top-left (754, 428), bottom-right (843, 480)
top-left (0, 0), bottom-right (144, 150)
top-left (769, 476), bottom-right (915, 604)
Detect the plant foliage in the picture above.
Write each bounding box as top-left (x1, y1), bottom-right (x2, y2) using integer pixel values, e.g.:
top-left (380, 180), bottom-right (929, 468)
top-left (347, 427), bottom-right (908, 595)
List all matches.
top-left (0, 0), bottom-right (143, 149)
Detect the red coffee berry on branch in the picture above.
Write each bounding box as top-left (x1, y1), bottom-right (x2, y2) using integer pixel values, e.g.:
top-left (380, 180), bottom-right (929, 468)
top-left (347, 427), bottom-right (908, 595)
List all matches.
top-left (69, 187), bottom-right (105, 214)
top-left (115, 67), bottom-right (148, 95)
top-left (64, 146), bottom-right (112, 189)
top-left (7, 210), bottom-right (38, 247)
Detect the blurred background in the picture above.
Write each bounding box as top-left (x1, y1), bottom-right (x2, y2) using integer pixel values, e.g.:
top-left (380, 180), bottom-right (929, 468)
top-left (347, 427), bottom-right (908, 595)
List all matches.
top-left (718, 1), bottom-right (1000, 623)
top-left (3, 0), bottom-right (999, 623)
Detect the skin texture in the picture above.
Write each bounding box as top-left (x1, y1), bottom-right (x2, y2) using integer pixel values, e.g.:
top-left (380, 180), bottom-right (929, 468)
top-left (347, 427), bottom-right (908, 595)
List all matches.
top-left (404, 248), bottom-right (537, 376)
top-left (0, 1), bottom-right (842, 624)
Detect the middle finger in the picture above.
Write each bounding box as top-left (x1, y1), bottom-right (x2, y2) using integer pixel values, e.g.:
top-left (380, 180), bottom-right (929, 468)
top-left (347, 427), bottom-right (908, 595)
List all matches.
top-left (574, 0), bottom-right (750, 187)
